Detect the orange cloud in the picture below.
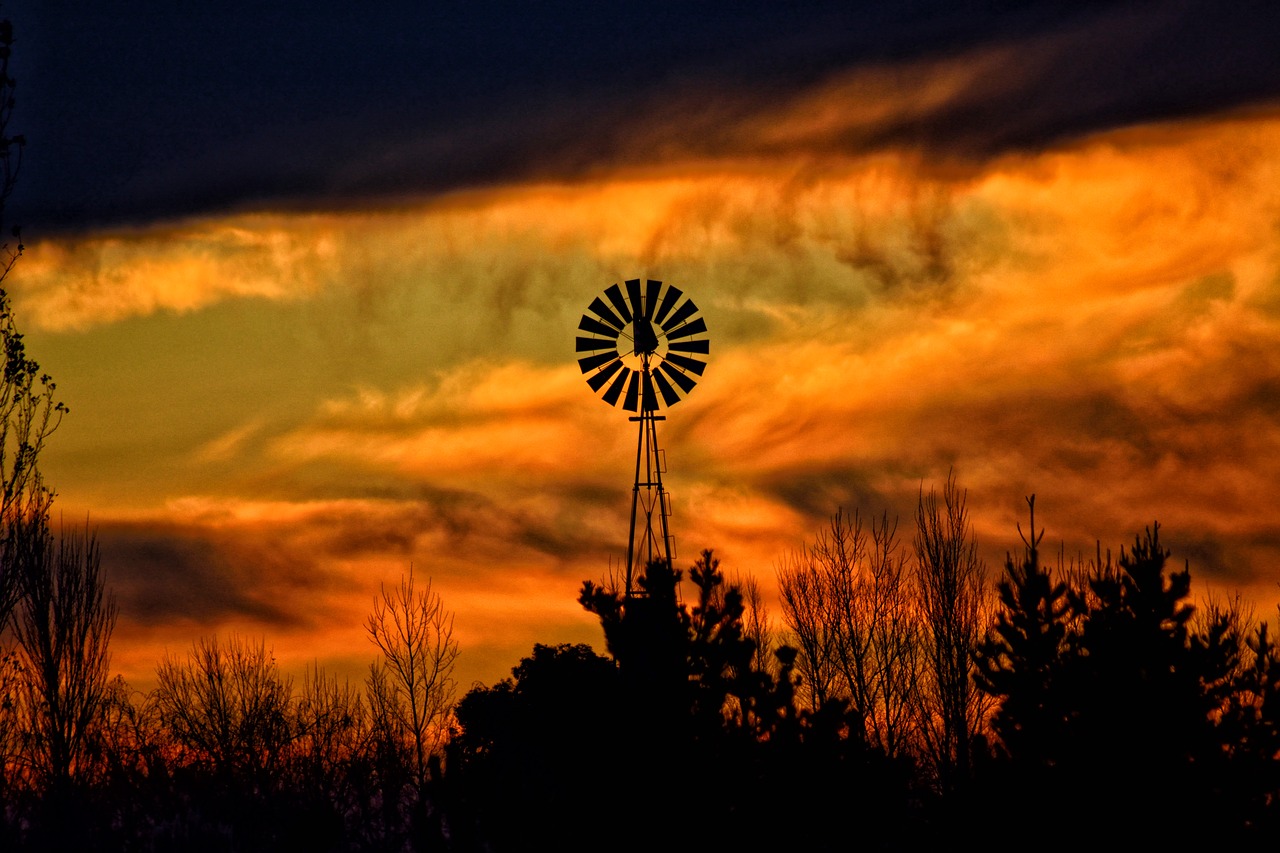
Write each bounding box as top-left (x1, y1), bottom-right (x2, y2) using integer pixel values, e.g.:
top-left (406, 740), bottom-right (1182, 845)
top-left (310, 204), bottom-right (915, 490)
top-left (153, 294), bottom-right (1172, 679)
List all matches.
top-left (23, 107), bottom-right (1280, 691)
top-left (17, 217), bottom-right (348, 331)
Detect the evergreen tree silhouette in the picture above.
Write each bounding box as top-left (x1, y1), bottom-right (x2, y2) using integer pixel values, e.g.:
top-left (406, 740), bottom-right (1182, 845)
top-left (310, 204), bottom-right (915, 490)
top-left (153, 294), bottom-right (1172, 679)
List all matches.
top-left (973, 497), bottom-right (1073, 772)
top-left (579, 551), bottom-right (915, 851)
top-left (975, 505), bottom-right (1277, 846)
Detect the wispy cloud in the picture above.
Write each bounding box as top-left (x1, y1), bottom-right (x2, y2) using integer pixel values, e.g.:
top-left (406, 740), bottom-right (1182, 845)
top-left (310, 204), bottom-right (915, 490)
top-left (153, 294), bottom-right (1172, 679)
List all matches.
top-left (17, 217), bottom-right (341, 331)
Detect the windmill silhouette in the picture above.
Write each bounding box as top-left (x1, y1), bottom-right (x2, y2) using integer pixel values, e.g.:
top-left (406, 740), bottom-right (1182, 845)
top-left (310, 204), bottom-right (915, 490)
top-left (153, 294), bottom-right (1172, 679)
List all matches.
top-left (575, 278), bottom-right (710, 597)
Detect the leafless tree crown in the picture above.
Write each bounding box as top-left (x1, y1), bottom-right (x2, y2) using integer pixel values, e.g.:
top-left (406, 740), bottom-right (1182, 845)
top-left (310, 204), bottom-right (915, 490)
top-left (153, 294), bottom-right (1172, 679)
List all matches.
top-left (366, 567), bottom-right (459, 787)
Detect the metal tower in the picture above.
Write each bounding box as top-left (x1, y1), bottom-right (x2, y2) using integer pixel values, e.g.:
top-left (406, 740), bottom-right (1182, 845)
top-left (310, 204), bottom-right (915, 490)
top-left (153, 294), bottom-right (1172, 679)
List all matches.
top-left (625, 357), bottom-right (674, 597)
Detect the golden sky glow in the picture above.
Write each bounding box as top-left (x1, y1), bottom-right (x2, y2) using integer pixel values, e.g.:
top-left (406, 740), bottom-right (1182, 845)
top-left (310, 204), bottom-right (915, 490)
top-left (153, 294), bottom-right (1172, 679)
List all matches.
top-left (17, 99), bottom-right (1280, 690)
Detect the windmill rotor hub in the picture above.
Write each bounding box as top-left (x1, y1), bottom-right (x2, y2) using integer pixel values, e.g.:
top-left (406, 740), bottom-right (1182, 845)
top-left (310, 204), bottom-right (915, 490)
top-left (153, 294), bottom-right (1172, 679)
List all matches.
top-left (621, 321), bottom-right (665, 370)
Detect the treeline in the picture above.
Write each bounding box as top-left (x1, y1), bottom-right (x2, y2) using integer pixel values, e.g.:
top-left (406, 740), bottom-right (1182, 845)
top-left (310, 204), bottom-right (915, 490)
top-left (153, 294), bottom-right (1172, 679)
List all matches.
top-left (0, 321), bottom-right (1277, 852)
top-left (1, 422), bottom-right (1278, 849)
top-left (0, 271), bottom-right (451, 845)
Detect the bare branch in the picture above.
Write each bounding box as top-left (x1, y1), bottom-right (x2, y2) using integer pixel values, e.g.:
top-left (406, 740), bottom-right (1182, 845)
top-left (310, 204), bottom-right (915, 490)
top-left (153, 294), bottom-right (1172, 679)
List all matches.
top-left (365, 567), bottom-right (459, 789)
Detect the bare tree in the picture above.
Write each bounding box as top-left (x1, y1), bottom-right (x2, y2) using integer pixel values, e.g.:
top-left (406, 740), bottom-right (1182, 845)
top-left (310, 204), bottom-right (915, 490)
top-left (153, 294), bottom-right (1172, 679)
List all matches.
top-left (778, 539), bottom-right (838, 710)
top-left (913, 472), bottom-right (990, 795)
top-left (90, 674), bottom-right (161, 792)
top-left (152, 634), bottom-right (294, 783)
top-left (284, 662), bottom-right (369, 841)
top-left (0, 19), bottom-right (73, 810)
top-left (365, 567), bottom-right (459, 789)
top-left (11, 521), bottom-right (117, 791)
top-left (778, 509), bottom-right (919, 757)
top-left (734, 570), bottom-right (775, 677)
top-left (861, 511), bottom-right (919, 759)
top-left (292, 663), bottom-right (366, 786)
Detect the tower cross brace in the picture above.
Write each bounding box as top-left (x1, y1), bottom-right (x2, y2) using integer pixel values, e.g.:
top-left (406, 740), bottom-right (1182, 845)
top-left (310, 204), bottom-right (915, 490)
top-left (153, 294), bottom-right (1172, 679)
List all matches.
top-left (625, 357), bottom-right (673, 598)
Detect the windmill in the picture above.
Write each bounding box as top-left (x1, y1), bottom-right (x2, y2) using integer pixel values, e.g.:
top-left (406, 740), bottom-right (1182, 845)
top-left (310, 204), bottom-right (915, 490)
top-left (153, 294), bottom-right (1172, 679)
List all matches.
top-left (575, 278), bottom-right (710, 598)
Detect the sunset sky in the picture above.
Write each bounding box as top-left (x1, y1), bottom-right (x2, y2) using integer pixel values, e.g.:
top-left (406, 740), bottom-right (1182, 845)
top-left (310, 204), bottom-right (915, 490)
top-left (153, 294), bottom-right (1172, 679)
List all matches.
top-left (11, 1), bottom-right (1280, 691)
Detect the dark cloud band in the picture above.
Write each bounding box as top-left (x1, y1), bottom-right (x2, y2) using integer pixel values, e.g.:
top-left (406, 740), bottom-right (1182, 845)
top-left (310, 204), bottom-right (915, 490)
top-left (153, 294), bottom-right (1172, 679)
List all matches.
top-left (16, 2), bottom-right (1280, 233)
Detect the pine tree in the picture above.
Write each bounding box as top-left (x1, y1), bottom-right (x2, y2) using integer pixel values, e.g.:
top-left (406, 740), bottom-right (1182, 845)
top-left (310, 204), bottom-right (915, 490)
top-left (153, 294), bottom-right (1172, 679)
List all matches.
top-left (973, 498), bottom-right (1074, 771)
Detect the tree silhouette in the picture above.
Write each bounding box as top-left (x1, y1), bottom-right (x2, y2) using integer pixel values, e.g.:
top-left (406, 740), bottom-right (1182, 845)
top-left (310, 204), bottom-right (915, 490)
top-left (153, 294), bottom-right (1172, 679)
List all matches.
top-left (82, 675), bottom-right (169, 851)
top-left (913, 473), bottom-right (990, 812)
top-left (444, 642), bottom-right (622, 853)
top-left (150, 634), bottom-right (297, 848)
top-left (11, 525), bottom-right (115, 783)
top-left (972, 497), bottom-right (1072, 775)
top-left (974, 503), bottom-right (1278, 845)
top-left (577, 550), bottom-right (915, 851)
top-left (284, 665), bottom-right (367, 849)
top-left (365, 568), bottom-right (458, 787)
top-left (153, 634), bottom-right (293, 785)
top-left (5, 523), bottom-right (115, 849)
top-left (1211, 611), bottom-right (1280, 835)
top-left (363, 567), bottom-right (458, 849)
top-left (776, 510), bottom-right (920, 758)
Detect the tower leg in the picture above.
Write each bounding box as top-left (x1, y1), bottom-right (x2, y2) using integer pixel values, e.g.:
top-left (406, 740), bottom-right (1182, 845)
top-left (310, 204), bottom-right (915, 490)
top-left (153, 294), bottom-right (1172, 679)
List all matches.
top-left (625, 412), bottom-right (644, 598)
top-left (625, 403), bottom-right (673, 599)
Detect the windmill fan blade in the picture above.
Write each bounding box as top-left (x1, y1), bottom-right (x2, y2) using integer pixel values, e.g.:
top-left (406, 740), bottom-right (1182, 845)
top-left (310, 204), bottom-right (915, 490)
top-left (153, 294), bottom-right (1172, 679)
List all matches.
top-left (626, 279), bottom-right (644, 320)
top-left (576, 336), bottom-right (618, 352)
top-left (653, 369), bottom-right (681, 407)
top-left (665, 317), bottom-right (708, 340)
top-left (605, 284), bottom-right (632, 323)
top-left (589, 297), bottom-right (625, 330)
top-left (602, 367), bottom-right (631, 406)
top-left (644, 280), bottom-right (662, 319)
top-left (661, 297), bottom-right (699, 331)
top-left (665, 352), bottom-right (706, 375)
top-left (622, 372), bottom-right (641, 412)
top-left (659, 362), bottom-right (697, 393)
top-left (587, 358), bottom-right (624, 391)
top-left (578, 351), bottom-right (618, 372)
top-left (579, 315), bottom-right (620, 338)
top-left (654, 285), bottom-right (682, 324)
top-left (668, 338), bottom-right (710, 354)
top-left (641, 372), bottom-right (660, 411)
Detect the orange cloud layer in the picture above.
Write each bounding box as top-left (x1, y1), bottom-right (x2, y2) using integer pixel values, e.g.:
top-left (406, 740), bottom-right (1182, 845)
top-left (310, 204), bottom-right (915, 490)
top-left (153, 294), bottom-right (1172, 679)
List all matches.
top-left (21, 108), bottom-right (1280, 690)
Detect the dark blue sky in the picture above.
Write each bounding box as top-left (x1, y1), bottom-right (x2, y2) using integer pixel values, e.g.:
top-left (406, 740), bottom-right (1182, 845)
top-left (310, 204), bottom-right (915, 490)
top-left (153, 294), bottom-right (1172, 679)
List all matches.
top-left (13, 1), bottom-right (1280, 233)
